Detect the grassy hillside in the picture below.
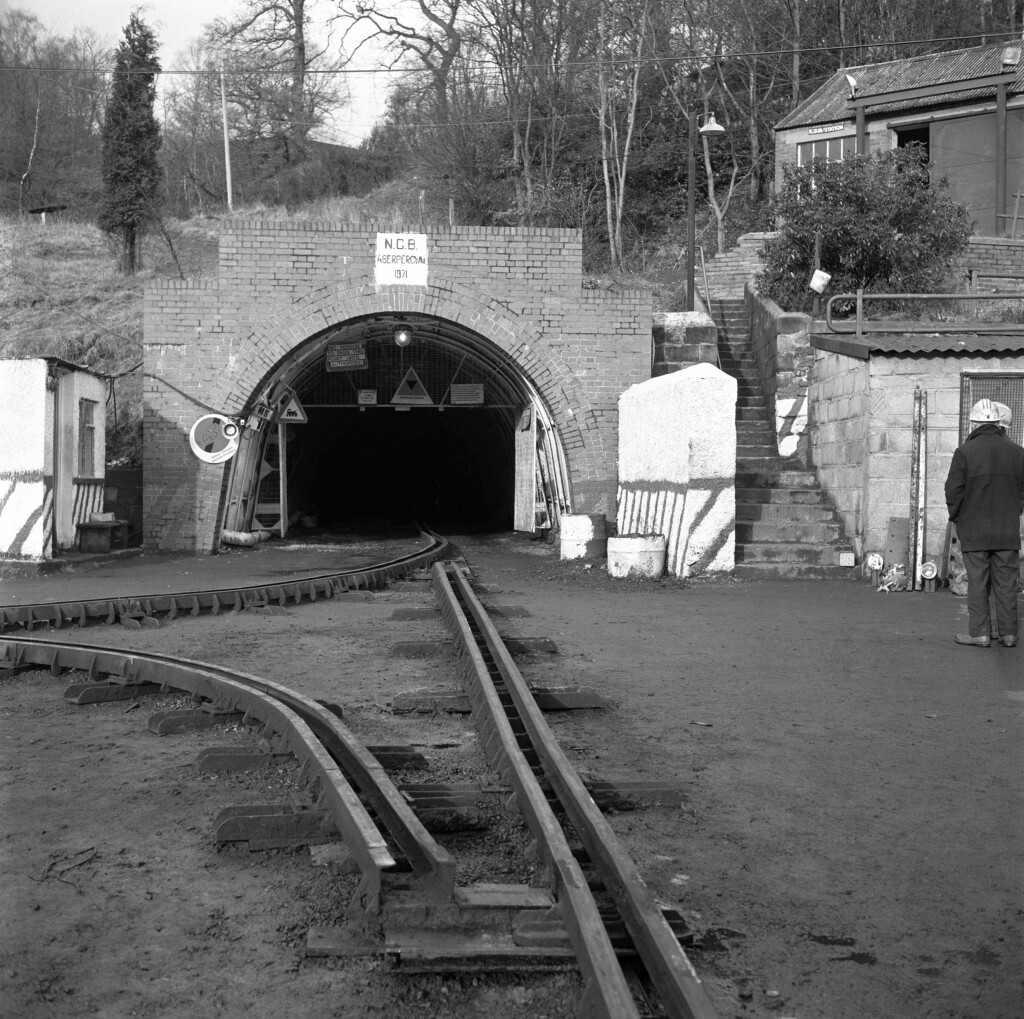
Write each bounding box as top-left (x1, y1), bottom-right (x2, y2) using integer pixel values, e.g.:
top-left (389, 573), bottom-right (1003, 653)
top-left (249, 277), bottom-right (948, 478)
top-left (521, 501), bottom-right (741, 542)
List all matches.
top-left (1, 214), bottom-right (224, 463)
top-left (1, 194), bottom-right (688, 464)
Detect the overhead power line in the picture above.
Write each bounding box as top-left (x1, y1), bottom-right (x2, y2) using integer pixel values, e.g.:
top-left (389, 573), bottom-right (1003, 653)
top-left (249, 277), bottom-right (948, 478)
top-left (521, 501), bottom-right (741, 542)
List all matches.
top-left (1, 30), bottom-right (1021, 77)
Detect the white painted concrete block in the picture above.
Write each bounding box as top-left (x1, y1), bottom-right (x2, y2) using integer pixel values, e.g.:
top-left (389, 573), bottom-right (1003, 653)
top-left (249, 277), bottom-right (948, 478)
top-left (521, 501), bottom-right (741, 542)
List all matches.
top-left (616, 364), bottom-right (736, 578)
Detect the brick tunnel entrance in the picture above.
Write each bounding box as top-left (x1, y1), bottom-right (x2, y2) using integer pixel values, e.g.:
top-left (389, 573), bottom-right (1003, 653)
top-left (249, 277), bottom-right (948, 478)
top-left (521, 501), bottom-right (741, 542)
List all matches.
top-left (220, 311), bottom-right (568, 537)
top-left (143, 223), bottom-right (651, 553)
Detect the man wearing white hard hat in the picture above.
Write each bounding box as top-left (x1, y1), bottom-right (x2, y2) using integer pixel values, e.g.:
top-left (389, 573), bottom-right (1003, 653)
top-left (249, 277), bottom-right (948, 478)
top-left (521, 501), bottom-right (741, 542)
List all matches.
top-left (944, 398), bottom-right (1024, 647)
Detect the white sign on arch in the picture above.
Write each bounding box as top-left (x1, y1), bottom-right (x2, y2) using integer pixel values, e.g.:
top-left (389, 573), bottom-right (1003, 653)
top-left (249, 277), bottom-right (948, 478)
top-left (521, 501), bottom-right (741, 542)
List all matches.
top-left (375, 232), bottom-right (428, 286)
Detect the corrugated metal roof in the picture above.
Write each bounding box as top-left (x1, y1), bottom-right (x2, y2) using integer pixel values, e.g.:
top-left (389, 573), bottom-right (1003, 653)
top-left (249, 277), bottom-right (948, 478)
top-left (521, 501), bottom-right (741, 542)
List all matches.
top-left (2, 355), bottom-right (103, 375)
top-left (812, 331), bottom-right (1024, 358)
top-left (776, 43), bottom-right (1024, 131)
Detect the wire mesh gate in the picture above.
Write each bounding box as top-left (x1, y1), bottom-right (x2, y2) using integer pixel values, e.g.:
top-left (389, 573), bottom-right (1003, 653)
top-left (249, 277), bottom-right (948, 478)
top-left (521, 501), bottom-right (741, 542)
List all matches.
top-left (959, 371), bottom-right (1024, 444)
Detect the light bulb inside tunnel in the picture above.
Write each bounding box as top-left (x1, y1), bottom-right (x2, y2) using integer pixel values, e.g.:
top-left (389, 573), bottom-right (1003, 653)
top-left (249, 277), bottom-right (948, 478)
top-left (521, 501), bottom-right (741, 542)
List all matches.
top-left (394, 327), bottom-right (413, 347)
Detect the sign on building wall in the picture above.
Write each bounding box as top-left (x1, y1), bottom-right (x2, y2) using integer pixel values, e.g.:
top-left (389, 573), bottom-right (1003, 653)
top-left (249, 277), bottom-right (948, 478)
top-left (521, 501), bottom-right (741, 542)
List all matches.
top-left (189, 414), bottom-right (240, 463)
top-left (325, 341), bottom-right (367, 371)
top-left (375, 233), bottom-right (428, 286)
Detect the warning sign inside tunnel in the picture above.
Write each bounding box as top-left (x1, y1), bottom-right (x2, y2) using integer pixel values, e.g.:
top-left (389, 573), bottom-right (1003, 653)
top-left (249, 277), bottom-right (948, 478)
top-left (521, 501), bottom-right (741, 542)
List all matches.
top-left (391, 367), bottom-right (433, 405)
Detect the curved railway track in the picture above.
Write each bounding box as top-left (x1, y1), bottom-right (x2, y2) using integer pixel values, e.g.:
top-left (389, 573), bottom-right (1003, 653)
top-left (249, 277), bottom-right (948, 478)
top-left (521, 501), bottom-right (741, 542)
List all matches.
top-left (0, 529), bottom-right (452, 632)
top-left (1, 536), bottom-right (719, 1019)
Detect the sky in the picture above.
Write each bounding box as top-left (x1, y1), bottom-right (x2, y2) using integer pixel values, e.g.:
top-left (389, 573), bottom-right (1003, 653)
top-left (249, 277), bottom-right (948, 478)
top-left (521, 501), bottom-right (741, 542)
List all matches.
top-left (18, 0), bottom-right (389, 144)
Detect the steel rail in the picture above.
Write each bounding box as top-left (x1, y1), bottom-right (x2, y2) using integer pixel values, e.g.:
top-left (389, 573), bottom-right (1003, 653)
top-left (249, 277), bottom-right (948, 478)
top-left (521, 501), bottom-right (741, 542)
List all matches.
top-left (0, 530), bottom-right (451, 633)
top-left (437, 563), bottom-right (721, 1019)
top-left (431, 563), bottom-right (641, 1019)
top-left (0, 635), bottom-right (457, 914)
top-left (823, 290), bottom-right (1024, 335)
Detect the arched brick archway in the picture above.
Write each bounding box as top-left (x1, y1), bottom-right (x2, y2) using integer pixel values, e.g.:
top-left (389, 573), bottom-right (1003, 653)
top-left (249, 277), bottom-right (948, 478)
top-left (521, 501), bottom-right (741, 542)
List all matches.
top-left (143, 223), bottom-right (651, 552)
top-left (209, 275), bottom-right (597, 455)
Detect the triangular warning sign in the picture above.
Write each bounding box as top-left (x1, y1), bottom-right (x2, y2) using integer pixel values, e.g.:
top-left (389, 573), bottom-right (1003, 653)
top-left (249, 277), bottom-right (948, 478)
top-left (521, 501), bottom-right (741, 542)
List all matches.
top-left (279, 395), bottom-right (307, 423)
top-left (391, 367), bottom-right (433, 406)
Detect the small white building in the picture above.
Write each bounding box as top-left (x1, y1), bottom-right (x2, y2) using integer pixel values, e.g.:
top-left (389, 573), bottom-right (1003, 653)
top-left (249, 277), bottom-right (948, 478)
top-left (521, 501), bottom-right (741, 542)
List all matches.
top-left (0, 357), bottom-right (108, 560)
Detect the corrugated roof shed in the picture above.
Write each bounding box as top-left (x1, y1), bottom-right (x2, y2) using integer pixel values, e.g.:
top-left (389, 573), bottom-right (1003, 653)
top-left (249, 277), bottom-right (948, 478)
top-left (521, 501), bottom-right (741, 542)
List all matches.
top-left (776, 43), bottom-right (1024, 131)
top-left (812, 330), bottom-right (1024, 359)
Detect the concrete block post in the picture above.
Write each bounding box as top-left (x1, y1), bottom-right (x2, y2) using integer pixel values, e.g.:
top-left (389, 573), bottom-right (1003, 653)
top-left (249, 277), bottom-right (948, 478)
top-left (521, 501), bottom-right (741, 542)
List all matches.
top-left (616, 363), bottom-right (737, 577)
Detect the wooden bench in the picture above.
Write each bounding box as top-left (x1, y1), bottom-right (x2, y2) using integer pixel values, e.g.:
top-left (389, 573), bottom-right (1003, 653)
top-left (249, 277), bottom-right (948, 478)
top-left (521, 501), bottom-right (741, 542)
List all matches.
top-left (76, 520), bottom-right (129, 554)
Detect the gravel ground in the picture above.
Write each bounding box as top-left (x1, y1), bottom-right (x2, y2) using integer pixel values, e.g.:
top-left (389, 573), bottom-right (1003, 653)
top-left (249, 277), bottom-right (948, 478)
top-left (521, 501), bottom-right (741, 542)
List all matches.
top-left (1, 532), bottom-right (1021, 1018)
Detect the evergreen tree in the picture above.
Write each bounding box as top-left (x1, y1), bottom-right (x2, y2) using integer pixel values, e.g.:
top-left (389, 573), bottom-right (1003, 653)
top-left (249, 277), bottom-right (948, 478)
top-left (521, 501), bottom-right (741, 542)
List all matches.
top-left (98, 13), bottom-right (162, 275)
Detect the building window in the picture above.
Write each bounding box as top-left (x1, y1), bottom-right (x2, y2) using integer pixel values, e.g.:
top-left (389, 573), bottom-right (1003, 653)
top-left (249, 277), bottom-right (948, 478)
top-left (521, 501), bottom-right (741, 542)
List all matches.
top-left (797, 135), bottom-right (855, 166)
top-left (79, 399), bottom-right (97, 476)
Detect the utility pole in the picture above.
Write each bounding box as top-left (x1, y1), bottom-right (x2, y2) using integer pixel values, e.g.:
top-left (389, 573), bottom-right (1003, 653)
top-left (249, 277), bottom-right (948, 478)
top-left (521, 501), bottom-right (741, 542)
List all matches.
top-left (220, 66), bottom-right (233, 214)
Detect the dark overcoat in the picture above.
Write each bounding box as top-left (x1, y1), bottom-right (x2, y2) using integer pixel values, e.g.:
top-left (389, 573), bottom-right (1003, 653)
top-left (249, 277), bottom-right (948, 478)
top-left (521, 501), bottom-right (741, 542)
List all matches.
top-left (944, 423), bottom-right (1024, 551)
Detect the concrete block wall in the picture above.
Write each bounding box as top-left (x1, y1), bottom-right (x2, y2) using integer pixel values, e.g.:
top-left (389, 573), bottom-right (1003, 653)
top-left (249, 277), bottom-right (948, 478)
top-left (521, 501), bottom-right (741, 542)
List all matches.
top-left (808, 350), bottom-right (870, 556)
top-left (864, 353), bottom-right (1024, 565)
top-left (811, 347), bottom-right (1024, 564)
top-left (144, 223), bottom-right (652, 552)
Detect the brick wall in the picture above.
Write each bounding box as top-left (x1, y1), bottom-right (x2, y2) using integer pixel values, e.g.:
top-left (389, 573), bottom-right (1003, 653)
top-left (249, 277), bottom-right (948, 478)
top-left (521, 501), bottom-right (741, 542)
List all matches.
top-left (143, 223), bottom-right (652, 552)
top-left (961, 235), bottom-right (1024, 280)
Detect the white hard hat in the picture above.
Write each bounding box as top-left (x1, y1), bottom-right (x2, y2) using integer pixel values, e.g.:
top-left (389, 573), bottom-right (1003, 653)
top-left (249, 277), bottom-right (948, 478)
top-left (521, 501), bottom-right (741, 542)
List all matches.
top-left (969, 398), bottom-right (1002, 423)
top-left (994, 402), bottom-right (1012, 429)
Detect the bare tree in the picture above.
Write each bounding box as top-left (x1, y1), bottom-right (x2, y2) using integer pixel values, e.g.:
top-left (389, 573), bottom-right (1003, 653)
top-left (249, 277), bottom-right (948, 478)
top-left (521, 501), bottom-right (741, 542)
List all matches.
top-left (207, 0), bottom-right (346, 164)
top-left (459, 0), bottom-right (592, 224)
top-left (334, 0), bottom-right (463, 120)
top-left (593, 0), bottom-right (651, 269)
top-left (162, 42), bottom-right (230, 214)
top-left (0, 10), bottom-right (111, 213)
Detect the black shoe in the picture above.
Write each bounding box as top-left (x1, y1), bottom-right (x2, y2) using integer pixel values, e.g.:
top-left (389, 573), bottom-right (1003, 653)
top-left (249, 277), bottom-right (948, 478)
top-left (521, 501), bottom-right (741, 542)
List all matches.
top-left (1001, 635), bottom-right (1018, 648)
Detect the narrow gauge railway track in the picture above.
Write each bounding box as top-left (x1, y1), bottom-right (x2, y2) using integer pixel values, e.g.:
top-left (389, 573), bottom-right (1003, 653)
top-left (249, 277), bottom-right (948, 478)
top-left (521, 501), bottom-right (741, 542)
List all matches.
top-left (2, 543), bottom-right (720, 1019)
top-left (0, 529), bottom-right (451, 633)
top-left (433, 563), bottom-right (719, 1019)
top-left (0, 634), bottom-right (457, 924)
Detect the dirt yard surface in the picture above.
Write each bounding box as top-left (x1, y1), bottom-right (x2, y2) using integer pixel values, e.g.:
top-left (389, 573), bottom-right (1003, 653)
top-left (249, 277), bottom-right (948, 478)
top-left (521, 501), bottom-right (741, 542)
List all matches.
top-left (2, 532), bottom-right (1021, 1019)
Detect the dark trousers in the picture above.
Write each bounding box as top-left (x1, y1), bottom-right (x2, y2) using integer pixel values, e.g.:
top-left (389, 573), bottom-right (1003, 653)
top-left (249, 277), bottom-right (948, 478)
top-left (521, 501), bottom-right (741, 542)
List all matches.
top-left (962, 550), bottom-right (1021, 638)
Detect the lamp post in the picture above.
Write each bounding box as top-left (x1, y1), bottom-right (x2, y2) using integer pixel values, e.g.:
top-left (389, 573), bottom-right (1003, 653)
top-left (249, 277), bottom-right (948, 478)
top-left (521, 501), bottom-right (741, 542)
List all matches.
top-left (686, 112), bottom-right (725, 311)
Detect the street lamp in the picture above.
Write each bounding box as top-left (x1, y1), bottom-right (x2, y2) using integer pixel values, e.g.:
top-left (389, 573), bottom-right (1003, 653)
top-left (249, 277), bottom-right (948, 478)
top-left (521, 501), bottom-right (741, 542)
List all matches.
top-left (686, 112), bottom-right (725, 311)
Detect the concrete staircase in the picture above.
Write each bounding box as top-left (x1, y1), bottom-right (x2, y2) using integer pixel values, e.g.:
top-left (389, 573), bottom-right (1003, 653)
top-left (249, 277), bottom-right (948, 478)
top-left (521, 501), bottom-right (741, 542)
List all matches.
top-left (709, 293), bottom-right (856, 580)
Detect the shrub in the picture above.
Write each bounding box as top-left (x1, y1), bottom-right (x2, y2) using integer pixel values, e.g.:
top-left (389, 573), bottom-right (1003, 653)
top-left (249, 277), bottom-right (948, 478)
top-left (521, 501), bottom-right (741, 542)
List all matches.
top-left (756, 145), bottom-right (972, 314)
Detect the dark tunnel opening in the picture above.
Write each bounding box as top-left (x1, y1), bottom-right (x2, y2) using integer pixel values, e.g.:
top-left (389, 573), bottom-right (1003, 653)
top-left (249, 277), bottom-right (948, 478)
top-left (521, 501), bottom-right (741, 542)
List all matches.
top-left (284, 406), bottom-right (515, 533)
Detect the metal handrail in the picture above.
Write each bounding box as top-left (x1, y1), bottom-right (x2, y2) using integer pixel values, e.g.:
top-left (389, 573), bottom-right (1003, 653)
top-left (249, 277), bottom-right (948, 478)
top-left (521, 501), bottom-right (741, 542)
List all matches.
top-left (824, 290), bottom-right (1024, 336)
